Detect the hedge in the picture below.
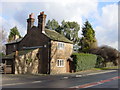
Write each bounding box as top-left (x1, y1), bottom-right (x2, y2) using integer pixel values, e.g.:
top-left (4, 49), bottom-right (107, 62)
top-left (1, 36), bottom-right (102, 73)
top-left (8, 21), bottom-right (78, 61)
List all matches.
top-left (72, 53), bottom-right (97, 71)
top-left (95, 55), bottom-right (104, 68)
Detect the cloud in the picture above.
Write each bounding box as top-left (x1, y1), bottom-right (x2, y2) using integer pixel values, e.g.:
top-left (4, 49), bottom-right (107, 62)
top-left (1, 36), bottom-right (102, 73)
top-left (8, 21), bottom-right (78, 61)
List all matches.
top-left (1, 0), bottom-right (119, 2)
top-left (98, 4), bottom-right (118, 31)
top-left (0, 16), bottom-right (26, 37)
top-left (98, 0), bottom-right (119, 2)
top-left (1, 1), bottom-right (118, 50)
top-left (1, 1), bottom-right (98, 35)
top-left (94, 3), bottom-right (118, 49)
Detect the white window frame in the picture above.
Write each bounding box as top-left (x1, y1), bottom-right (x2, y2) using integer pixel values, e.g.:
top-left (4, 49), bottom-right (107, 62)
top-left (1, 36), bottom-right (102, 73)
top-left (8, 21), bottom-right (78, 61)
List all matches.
top-left (57, 59), bottom-right (64, 67)
top-left (57, 42), bottom-right (64, 49)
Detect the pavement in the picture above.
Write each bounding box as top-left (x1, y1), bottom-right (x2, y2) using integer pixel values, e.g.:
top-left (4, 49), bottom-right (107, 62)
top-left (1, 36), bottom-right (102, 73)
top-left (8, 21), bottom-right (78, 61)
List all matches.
top-left (2, 69), bottom-right (118, 81)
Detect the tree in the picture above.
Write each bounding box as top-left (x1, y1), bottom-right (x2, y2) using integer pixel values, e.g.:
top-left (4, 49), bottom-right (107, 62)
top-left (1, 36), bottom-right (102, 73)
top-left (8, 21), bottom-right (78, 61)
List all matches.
top-left (46, 19), bottom-right (80, 45)
top-left (61, 20), bottom-right (80, 44)
top-left (79, 20), bottom-right (98, 53)
top-left (45, 19), bottom-right (60, 30)
top-left (0, 27), bottom-right (7, 54)
top-left (8, 26), bottom-right (21, 42)
top-left (90, 45), bottom-right (119, 66)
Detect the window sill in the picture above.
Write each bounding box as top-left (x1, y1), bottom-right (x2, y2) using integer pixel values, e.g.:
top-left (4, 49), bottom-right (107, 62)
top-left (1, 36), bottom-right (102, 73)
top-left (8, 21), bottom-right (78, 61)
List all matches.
top-left (57, 66), bottom-right (64, 67)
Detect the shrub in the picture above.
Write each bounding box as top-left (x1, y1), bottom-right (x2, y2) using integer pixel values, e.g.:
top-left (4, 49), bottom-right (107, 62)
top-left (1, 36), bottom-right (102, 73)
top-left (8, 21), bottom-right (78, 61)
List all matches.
top-left (72, 53), bottom-right (97, 71)
top-left (95, 55), bottom-right (104, 68)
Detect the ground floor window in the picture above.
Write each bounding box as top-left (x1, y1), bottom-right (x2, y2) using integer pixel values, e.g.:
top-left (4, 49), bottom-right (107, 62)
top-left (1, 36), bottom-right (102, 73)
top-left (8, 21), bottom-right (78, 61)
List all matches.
top-left (57, 59), bottom-right (64, 67)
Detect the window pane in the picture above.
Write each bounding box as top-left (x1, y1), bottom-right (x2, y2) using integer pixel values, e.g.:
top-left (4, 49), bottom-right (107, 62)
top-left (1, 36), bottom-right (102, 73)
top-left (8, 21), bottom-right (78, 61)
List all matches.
top-left (57, 60), bottom-right (59, 66)
top-left (62, 60), bottom-right (64, 66)
top-left (60, 60), bottom-right (62, 66)
top-left (57, 59), bottom-right (64, 67)
top-left (58, 43), bottom-right (64, 49)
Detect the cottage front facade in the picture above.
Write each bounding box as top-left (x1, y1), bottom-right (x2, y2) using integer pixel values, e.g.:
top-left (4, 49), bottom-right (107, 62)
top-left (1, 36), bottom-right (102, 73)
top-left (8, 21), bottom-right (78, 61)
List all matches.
top-left (3, 12), bottom-right (73, 74)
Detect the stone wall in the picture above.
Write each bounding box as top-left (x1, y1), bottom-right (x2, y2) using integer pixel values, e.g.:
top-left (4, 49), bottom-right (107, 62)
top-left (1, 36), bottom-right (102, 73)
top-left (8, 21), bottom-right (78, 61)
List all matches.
top-left (15, 49), bottom-right (40, 74)
top-left (50, 40), bottom-right (73, 74)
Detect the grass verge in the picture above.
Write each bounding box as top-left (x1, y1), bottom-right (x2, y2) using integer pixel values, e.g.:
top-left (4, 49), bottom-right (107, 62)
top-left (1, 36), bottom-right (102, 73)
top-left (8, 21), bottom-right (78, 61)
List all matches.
top-left (93, 66), bottom-right (119, 70)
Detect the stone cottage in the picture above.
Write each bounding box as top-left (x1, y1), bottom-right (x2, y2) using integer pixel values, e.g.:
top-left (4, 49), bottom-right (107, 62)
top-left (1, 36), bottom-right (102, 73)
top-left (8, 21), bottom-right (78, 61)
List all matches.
top-left (2, 11), bottom-right (73, 74)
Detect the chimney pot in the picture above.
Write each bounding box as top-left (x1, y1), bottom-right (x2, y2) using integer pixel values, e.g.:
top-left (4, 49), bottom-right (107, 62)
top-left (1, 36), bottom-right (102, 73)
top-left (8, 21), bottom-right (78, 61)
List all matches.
top-left (29, 13), bottom-right (34, 18)
top-left (27, 13), bottom-right (35, 33)
top-left (38, 11), bottom-right (47, 33)
top-left (40, 11), bottom-right (44, 15)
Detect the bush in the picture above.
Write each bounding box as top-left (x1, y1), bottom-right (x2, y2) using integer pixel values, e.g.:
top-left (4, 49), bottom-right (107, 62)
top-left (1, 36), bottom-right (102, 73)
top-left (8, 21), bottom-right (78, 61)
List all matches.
top-left (95, 55), bottom-right (104, 68)
top-left (72, 53), bottom-right (97, 71)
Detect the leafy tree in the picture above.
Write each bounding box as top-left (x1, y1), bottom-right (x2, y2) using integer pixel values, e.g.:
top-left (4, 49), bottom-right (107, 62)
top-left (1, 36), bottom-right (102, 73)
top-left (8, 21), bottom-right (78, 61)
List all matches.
top-left (45, 19), bottom-right (60, 30)
top-left (46, 19), bottom-right (80, 45)
top-left (61, 21), bottom-right (80, 44)
top-left (90, 45), bottom-right (119, 66)
top-left (8, 26), bottom-right (21, 42)
top-left (0, 52), bottom-right (5, 57)
top-left (79, 20), bottom-right (98, 52)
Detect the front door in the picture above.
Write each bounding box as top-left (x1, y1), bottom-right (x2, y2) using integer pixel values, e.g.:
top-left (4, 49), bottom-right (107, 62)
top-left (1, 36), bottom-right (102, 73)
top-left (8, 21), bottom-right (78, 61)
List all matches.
top-left (66, 60), bottom-right (70, 72)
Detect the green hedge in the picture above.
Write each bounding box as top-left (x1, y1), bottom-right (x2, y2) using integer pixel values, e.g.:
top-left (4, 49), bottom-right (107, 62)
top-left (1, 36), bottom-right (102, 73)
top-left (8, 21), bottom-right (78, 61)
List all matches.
top-left (72, 53), bottom-right (97, 71)
top-left (95, 55), bottom-right (104, 68)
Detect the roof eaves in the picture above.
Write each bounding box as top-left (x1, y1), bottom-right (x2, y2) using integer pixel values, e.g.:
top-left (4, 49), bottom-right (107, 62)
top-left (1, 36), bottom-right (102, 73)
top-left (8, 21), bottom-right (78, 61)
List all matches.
top-left (6, 37), bottom-right (24, 45)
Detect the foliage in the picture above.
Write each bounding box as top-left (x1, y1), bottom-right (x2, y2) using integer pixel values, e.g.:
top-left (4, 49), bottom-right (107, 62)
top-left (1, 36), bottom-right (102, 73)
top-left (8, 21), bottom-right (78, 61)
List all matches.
top-left (8, 26), bottom-right (21, 42)
top-left (61, 20), bottom-right (80, 44)
top-left (89, 45), bottom-right (119, 66)
top-left (46, 19), bottom-right (60, 30)
top-left (95, 55), bottom-right (104, 68)
top-left (72, 53), bottom-right (97, 71)
top-left (45, 19), bottom-right (80, 45)
top-left (79, 20), bottom-right (98, 53)
top-left (0, 52), bottom-right (5, 57)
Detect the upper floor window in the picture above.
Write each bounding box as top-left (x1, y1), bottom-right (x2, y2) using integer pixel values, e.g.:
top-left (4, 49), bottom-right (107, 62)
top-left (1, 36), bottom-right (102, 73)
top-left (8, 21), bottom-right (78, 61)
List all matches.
top-left (58, 42), bottom-right (64, 49)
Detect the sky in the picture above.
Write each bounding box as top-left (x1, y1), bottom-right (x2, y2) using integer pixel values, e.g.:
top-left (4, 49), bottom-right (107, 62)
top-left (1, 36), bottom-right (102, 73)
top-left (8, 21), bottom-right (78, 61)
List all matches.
top-left (0, 0), bottom-right (119, 50)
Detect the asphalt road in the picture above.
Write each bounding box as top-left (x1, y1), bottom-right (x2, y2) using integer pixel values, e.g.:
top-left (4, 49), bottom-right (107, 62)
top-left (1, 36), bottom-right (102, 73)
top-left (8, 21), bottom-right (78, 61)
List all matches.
top-left (1, 70), bottom-right (119, 89)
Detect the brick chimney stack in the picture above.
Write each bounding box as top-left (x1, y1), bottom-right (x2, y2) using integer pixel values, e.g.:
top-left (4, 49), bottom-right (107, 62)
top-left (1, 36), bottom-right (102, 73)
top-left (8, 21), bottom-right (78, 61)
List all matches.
top-left (38, 11), bottom-right (46, 33)
top-left (27, 13), bottom-right (35, 33)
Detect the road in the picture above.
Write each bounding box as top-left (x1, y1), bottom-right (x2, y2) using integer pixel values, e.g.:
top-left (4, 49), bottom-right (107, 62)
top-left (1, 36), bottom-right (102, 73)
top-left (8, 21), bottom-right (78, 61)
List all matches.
top-left (1, 70), bottom-right (119, 89)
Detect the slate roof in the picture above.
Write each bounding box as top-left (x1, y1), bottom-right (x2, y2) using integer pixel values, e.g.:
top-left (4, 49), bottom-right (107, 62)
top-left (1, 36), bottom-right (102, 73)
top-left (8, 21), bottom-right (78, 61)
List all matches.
top-left (45, 29), bottom-right (73, 43)
top-left (2, 49), bottom-right (35, 59)
top-left (6, 28), bottom-right (73, 45)
top-left (6, 37), bottom-right (23, 45)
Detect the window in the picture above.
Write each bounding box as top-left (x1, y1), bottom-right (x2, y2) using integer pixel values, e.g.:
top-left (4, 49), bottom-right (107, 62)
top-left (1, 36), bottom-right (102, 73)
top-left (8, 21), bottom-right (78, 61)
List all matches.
top-left (58, 42), bottom-right (64, 49)
top-left (57, 59), bottom-right (64, 67)
top-left (13, 45), bottom-right (16, 49)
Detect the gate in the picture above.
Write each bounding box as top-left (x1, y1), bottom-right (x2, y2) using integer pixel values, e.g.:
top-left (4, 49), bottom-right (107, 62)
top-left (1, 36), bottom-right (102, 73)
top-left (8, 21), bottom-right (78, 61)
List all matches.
top-left (2, 58), bottom-right (14, 74)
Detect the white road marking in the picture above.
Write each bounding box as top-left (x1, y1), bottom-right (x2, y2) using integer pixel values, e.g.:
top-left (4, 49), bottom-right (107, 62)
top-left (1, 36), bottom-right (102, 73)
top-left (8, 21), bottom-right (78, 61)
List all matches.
top-left (63, 77), bottom-right (68, 79)
top-left (75, 75), bottom-right (82, 77)
top-left (31, 81), bottom-right (42, 83)
top-left (1, 80), bottom-right (42, 87)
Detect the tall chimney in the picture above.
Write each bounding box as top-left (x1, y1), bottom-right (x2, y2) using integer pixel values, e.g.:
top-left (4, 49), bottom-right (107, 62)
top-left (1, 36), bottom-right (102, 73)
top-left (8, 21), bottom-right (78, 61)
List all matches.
top-left (38, 11), bottom-right (46, 33)
top-left (27, 13), bottom-right (35, 33)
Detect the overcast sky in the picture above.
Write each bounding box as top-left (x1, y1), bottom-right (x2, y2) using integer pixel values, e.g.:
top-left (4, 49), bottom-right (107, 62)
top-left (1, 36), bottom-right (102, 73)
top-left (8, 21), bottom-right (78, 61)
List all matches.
top-left (0, 0), bottom-right (119, 50)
